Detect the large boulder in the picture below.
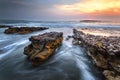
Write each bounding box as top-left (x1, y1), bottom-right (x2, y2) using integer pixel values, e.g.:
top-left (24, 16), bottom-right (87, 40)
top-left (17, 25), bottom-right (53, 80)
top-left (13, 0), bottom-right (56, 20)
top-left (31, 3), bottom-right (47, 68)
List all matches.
top-left (4, 27), bottom-right (48, 34)
top-left (24, 32), bottom-right (63, 66)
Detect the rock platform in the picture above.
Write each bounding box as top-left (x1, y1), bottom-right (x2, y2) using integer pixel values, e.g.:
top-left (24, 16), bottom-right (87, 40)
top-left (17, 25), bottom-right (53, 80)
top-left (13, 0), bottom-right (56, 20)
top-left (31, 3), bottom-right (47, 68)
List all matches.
top-left (73, 28), bottom-right (120, 80)
top-left (4, 27), bottom-right (48, 34)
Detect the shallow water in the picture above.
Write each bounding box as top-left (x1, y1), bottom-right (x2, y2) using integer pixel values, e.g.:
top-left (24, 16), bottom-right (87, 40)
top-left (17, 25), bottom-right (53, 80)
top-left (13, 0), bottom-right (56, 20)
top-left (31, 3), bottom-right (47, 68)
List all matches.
top-left (0, 28), bottom-right (105, 80)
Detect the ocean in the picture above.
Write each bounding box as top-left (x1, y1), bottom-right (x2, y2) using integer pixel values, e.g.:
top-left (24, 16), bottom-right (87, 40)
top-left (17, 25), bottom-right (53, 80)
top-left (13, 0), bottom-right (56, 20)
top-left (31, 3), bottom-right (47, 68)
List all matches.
top-left (0, 20), bottom-right (120, 80)
top-left (0, 20), bottom-right (120, 28)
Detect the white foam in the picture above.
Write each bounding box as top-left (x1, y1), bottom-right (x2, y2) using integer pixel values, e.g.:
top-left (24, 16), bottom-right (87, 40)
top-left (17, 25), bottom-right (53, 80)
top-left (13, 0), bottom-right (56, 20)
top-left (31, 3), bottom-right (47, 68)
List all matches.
top-left (0, 47), bottom-right (16, 60)
top-left (0, 40), bottom-right (28, 59)
top-left (62, 38), bottom-right (95, 80)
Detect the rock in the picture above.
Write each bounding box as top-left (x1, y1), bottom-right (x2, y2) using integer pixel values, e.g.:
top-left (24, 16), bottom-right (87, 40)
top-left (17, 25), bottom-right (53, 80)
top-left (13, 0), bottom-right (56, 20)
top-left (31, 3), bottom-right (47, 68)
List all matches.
top-left (0, 25), bottom-right (12, 28)
top-left (72, 39), bottom-right (81, 45)
top-left (87, 47), bottom-right (108, 69)
top-left (4, 27), bottom-right (48, 34)
top-left (73, 29), bottom-right (120, 80)
top-left (66, 35), bottom-right (73, 40)
top-left (24, 32), bottom-right (63, 66)
top-left (103, 70), bottom-right (120, 80)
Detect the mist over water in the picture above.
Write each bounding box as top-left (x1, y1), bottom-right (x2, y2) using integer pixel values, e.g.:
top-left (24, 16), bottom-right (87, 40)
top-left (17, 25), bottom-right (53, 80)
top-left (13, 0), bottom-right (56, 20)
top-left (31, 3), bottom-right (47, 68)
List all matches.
top-left (0, 20), bottom-right (120, 28)
top-left (0, 21), bottom-right (119, 80)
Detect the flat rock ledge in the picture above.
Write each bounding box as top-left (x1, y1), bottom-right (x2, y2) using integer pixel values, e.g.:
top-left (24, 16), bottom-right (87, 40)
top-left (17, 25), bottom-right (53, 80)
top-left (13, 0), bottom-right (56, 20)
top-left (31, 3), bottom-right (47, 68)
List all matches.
top-left (73, 29), bottom-right (120, 80)
top-left (4, 27), bottom-right (48, 34)
top-left (24, 32), bottom-right (63, 66)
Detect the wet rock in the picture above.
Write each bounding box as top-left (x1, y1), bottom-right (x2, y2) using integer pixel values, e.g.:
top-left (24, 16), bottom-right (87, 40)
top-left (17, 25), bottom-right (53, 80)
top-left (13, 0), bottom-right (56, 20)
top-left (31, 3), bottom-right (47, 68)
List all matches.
top-left (0, 25), bottom-right (12, 28)
top-left (73, 29), bottom-right (120, 80)
top-left (72, 39), bottom-right (81, 45)
top-left (4, 27), bottom-right (48, 34)
top-left (103, 70), bottom-right (120, 80)
top-left (87, 47), bottom-right (108, 69)
top-left (66, 35), bottom-right (73, 40)
top-left (24, 32), bottom-right (63, 66)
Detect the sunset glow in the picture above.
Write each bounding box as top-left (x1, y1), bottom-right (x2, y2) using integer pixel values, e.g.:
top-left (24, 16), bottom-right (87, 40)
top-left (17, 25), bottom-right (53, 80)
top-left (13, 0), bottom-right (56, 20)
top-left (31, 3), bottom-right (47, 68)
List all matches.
top-left (1, 0), bottom-right (120, 20)
top-left (55, 0), bottom-right (120, 16)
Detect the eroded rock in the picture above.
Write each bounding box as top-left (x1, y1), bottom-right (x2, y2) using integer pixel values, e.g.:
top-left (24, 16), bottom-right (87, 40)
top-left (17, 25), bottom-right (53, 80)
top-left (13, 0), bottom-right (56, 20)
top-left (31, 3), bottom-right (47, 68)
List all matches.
top-left (4, 27), bottom-right (48, 34)
top-left (103, 70), bottom-right (120, 80)
top-left (24, 32), bottom-right (63, 66)
top-left (73, 28), bottom-right (120, 80)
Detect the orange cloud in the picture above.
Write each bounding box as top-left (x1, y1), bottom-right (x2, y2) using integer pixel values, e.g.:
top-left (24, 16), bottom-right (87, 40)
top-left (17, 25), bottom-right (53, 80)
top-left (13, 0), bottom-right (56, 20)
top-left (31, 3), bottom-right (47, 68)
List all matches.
top-left (55, 0), bottom-right (120, 16)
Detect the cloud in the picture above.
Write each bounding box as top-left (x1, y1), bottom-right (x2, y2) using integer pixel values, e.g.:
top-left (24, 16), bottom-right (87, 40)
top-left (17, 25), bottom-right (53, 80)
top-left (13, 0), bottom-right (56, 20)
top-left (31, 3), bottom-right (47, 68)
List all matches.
top-left (55, 0), bottom-right (120, 16)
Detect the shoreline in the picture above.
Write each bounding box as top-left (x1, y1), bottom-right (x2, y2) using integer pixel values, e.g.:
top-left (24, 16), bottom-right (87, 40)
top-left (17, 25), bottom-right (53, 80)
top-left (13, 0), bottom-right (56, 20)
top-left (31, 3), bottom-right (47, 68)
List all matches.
top-left (73, 28), bottom-right (120, 80)
top-left (0, 24), bottom-right (118, 80)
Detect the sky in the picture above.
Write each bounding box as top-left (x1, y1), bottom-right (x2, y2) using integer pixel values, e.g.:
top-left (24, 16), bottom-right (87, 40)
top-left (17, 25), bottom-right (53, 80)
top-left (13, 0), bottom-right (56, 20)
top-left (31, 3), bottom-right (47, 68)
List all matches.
top-left (0, 0), bottom-right (120, 21)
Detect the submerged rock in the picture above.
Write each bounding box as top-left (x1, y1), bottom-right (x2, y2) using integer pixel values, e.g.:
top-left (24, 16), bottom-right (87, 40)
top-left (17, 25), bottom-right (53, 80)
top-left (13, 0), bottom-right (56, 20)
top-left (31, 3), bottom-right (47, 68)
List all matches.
top-left (24, 32), bottom-right (63, 66)
top-left (4, 27), bottom-right (48, 34)
top-left (66, 35), bottom-right (73, 40)
top-left (73, 29), bottom-right (120, 80)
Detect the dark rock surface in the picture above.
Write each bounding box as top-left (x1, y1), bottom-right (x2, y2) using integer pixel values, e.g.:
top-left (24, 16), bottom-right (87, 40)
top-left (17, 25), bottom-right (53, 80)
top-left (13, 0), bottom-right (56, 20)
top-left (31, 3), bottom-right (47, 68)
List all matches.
top-left (24, 32), bottom-right (63, 66)
top-left (0, 25), bottom-right (12, 28)
top-left (80, 20), bottom-right (103, 23)
top-left (66, 35), bottom-right (73, 40)
top-left (73, 29), bottom-right (120, 80)
top-left (4, 27), bottom-right (48, 34)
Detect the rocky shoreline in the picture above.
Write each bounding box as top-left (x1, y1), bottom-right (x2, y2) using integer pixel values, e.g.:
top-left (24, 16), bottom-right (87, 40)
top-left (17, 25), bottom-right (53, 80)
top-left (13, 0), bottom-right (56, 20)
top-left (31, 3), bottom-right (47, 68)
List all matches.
top-left (4, 27), bottom-right (48, 34)
top-left (73, 28), bottom-right (120, 80)
top-left (24, 32), bottom-right (63, 66)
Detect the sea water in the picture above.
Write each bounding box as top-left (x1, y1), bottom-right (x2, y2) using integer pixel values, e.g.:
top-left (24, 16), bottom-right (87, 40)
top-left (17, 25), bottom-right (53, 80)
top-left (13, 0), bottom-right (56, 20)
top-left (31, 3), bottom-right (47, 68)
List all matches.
top-left (0, 21), bottom-right (120, 80)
